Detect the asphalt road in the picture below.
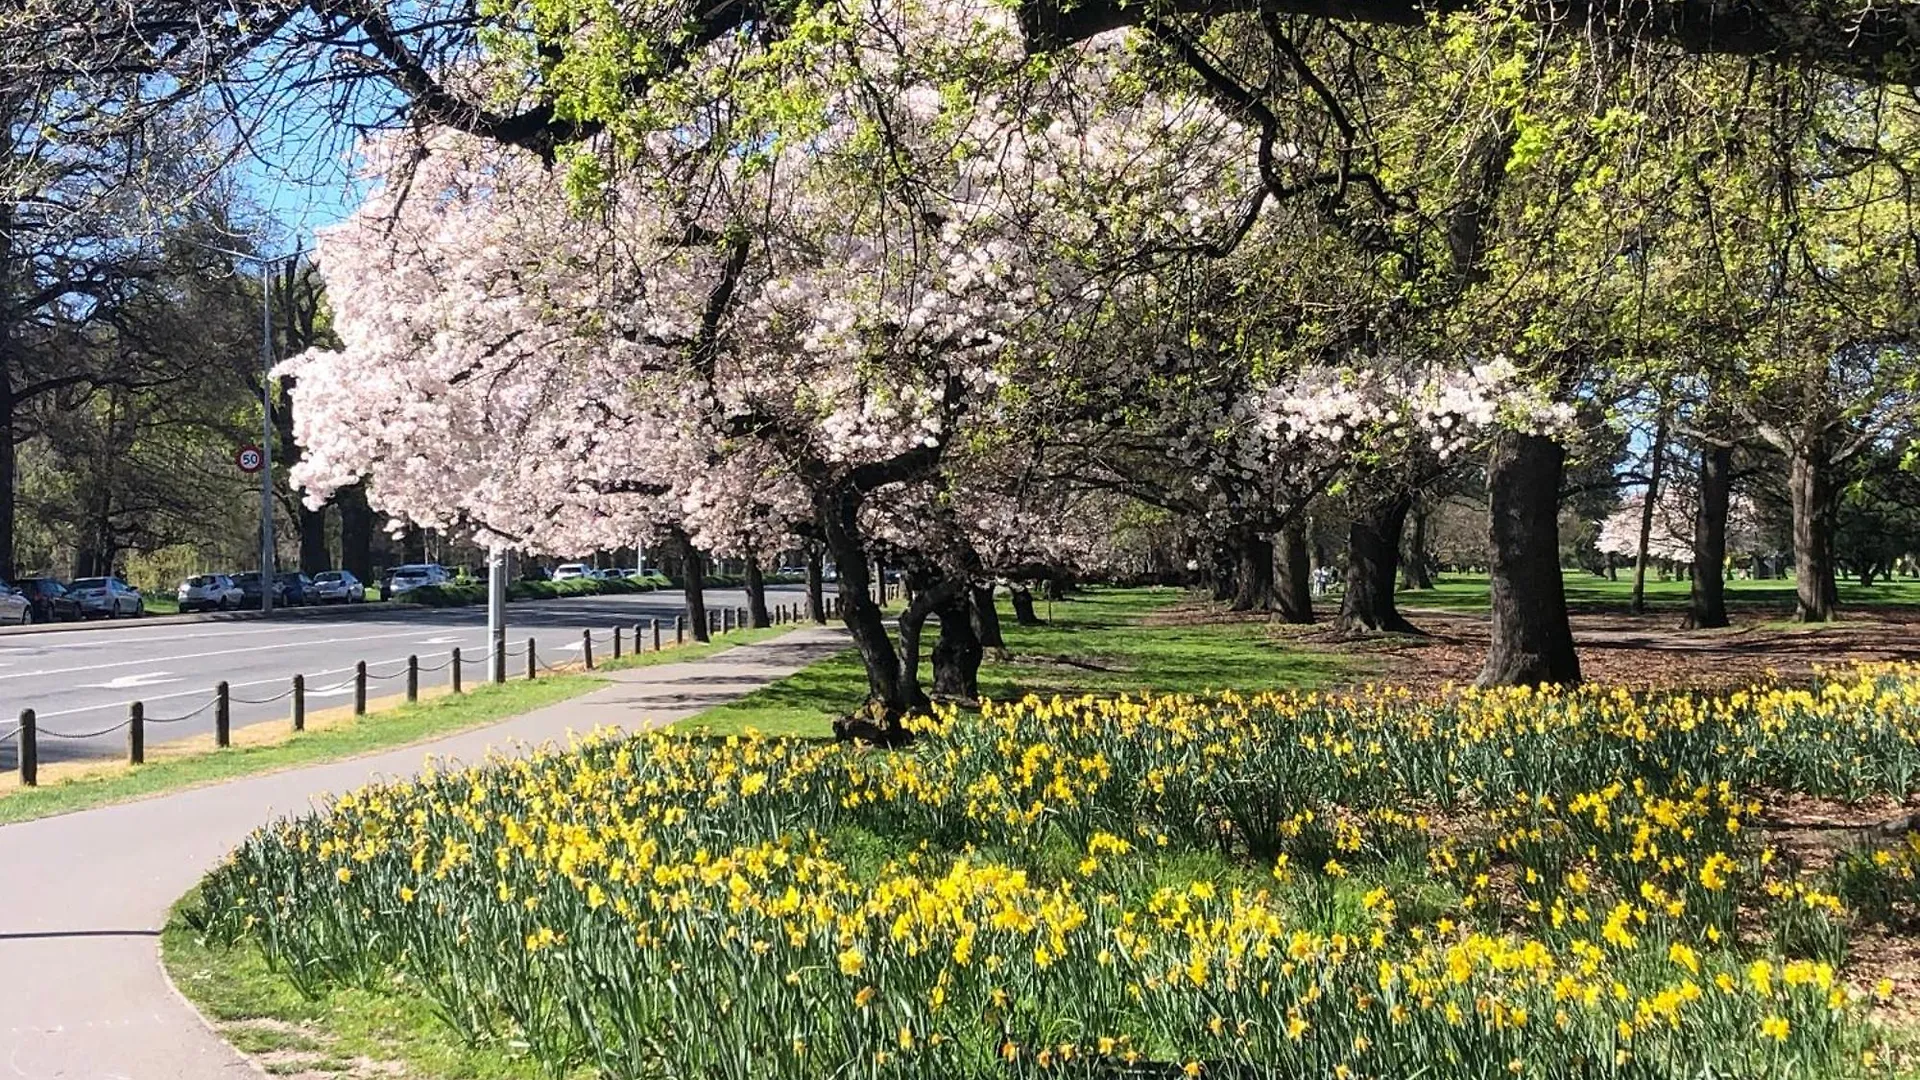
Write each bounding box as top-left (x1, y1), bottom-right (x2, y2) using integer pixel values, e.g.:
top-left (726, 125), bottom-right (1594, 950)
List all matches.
top-left (0, 586), bottom-right (806, 768)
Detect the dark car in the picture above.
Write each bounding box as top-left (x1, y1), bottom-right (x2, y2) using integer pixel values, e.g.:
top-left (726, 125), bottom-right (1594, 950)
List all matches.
top-left (276, 572), bottom-right (316, 606)
top-left (231, 571), bottom-right (286, 607)
top-left (14, 578), bottom-right (82, 622)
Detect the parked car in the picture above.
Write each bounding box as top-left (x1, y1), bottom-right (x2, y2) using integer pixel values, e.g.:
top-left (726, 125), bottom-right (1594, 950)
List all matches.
top-left (68, 576), bottom-right (144, 618)
top-left (553, 562), bottom-right (593, 582)
top-left (177, 573), bottom-right (244, 612)
top-left (778, 565), bottom-right (806, 577)
top-left (277, 572), bottom-right (317, 605)
top-left (310, 570), bottom-right (366, 603)
top-left (636, 568), bottom-right (671, 587)
top-left (387, 564), bottom-right (450, 596)
top-left (14, 578), bottom-right (82, 622)
top-left (231, 571), bottom-right (285, 607)
top-left (0, 580), bottom-right (32, 624)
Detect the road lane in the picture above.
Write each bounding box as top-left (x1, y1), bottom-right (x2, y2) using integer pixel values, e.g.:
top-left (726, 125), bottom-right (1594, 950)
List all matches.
top-left (0, 586), bottom-right (808, 768)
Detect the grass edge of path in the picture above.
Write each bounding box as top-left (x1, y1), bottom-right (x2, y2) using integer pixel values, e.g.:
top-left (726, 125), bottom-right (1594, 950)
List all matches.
top-left (0, 625), bottom-right (798, 827)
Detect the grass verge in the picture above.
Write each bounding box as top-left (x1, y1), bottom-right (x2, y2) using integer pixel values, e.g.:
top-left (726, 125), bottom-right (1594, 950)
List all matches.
top-left (676, 586), bottom-right (1362, 739)
top-left (0, 625), bottom-right (797, 825)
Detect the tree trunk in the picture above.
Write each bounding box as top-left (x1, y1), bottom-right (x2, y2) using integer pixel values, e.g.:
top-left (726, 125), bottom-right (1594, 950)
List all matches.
top-left (744, 554), bottom-right (771, 628)
top-left (1606, 554), bottom-right (1618, 581)
top-left (1338, 492), bottom-right (1420, 634)
top-left (1861, 565), bottom-right (1877, 588)
top-left (1684, 443), bottom-right (1732, 630)
top-left (1230, 526), bottom-right (1277, 612)
top-left (1399, 506), bottom-right (1435, 590)
top-left (1275, 521), bottom-right (1314, 625)
top-left (1010, 584), bottom-right (1041, 626)
top-left (971, 581), bottom-right (1008, 655)
top-left (894, 570), bottom-right (947, 711)
top-left (298, 503), bottom-right (330, 574)
top-left (805, 543), bottom-right (827, 623)
top-left (1789, 448), bottom-right (1838, 622)
top-left (336, 482), bottom-right (375, 583)
top-left (817, 489), bottom-right (915, 731)
top-left (0, 383), bottom-right (14, 582)
top-left (932, 588), bottom-right (984, 702)
top-left (680, 537), bottom-right (711, 643)
top-left (1630, 414), bottom-right (1670, 615)
top-left (1477, 432), bottom-right (1581, 686)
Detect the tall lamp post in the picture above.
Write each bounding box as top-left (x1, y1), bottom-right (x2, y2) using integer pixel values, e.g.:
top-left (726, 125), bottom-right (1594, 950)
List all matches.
top-left (183, 241), bottom-right (298, 614)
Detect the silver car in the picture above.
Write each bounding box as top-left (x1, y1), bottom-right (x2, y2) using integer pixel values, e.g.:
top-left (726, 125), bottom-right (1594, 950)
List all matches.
top-left (70, 576), bottom-right (144, 618)
top-left (0, 581), bottom-right (32, 624)
top-left (178, 573), bottom-right (244, 612)
top-left (310, 570), bottom-right (366, 603)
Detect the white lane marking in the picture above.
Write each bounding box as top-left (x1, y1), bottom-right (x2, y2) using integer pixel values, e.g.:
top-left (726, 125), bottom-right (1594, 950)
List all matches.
top-left (81, 672), bottom-right (180, 690)
top-left (0, 628), bottom-right (483, 684)
top-left (20, 643), bottom-right (489, 720)
top-left (417, 636), bottom-right (462, 645)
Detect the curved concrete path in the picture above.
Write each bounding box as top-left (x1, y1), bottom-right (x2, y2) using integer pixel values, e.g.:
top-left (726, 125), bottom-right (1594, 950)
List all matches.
top-left (0, 627), bottom-right (848, 1079)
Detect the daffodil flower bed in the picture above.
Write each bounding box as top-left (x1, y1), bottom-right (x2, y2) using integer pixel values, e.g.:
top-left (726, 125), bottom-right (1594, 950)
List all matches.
top-left (187, 666), bottom-right (1920, 1079)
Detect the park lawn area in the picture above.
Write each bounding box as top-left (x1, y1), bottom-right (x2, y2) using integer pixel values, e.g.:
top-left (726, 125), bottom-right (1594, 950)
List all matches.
top-left (0, 625), bottom-right (792, 825)
top-left (674, 586), bottom-right (1363, 739)
top-left (1411, 571), bottom-right (1920, 614)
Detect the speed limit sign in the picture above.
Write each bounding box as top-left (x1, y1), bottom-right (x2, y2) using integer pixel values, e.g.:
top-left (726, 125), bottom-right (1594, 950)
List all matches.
top-left (235, 444), bottom-right (264, 473)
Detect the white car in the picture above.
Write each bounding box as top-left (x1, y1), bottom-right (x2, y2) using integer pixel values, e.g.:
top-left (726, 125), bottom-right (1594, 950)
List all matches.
top-left (553, 562), bottom-right (593, 581)
top-left (387, 564), bottom-right (449, 595)
top-left (310, 570), bottom-right (366, 603)
top-left (70, 577), bottom-right (144, 618)
top-left (178, 574), bottom-right (244, 612)
top-left (0, 581), bottom-right (31, 624)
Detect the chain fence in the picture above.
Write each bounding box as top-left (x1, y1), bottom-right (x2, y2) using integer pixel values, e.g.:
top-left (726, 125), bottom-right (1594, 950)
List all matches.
top-left (5, 607), bottom-right (796, 786)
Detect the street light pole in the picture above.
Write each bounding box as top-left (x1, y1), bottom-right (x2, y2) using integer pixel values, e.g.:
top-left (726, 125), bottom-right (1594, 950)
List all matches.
top-left (259, 261), bottom-right (275, 614)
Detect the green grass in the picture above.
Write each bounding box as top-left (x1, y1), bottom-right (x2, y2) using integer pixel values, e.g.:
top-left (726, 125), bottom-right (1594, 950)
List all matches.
top-left (163, 890), bottom-right (591, 1080)
top-left (675, 586), bottom-right (1361, 739)
top-left (0, 625), bottom-right (796, 825)
top-left (1406, 571), bottom-right (1920, 614)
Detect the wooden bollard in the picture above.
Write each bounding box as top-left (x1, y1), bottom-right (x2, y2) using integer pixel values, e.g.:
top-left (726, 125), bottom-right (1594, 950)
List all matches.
top-left (526, 637), bottom-right (536, 680)
top-left (674, 615), bottom-right (683, 645)
top-left (354, 663), bottom-right (367, 716)
top-left (450, 649), bottom-right (462, 694)
top-left (613, 626), bottom-right (623, 660)
top-left (583, 629), bottom-right (594, 670)
top-left (17, 709), bottom-right (35, 787)
top-left (494, 638), bottom-right (506, 684)
top-left (216, 681), bottom-right (232, 747)
top-left (292, 674), bottom-right (305, 731)
top-left (406, 655), bottom-right (419, 702)
top-left (128, 701), bottom-right (144, 765)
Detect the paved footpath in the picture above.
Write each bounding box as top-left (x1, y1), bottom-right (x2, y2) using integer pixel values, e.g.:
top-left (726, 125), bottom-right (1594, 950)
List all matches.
top-left (0, 627), bottom-right (848, 1079)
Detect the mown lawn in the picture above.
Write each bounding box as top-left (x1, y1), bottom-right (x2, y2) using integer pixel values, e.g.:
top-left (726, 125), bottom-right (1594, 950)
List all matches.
top-left (676, 586), bottom-right (1362, 739)
top-left (1407, 571), bottom-right (1920, 613)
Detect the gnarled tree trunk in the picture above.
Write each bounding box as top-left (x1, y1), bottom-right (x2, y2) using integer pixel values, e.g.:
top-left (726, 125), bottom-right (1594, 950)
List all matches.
top-left (299, 504), bottom-right (330, 574)
top-left (971, 581), bottom-right (1008, 656)
top-left (1009, 584), bottom-right (1041, 626)
top-left (1275, 521), bottom-right (1314, 625)
top-left (337, 482), bottom-right (375, 583)
top-left (1477, 432), bottom-right (1580, 686)
top-left (933, 587), bottom-right (984, 702)
top-left (1630, 414), bottom-right (1669, 615)
top-left (817, 489), bottom-right (915, 730)
top-left (1684, 443), bottom-right (1732, 630)
top-left (1230, 525), bottom-right (1277, 612)
top-left (1338, 492), bottom-right (1420, 634)
top-left (744, 553), bottom-right (772, 628)
top-left (805, 543), bottom-right (826, 623)
top-left (680, 535), bottom-right (711, 643)
top-left (1399, 505), bottom-right (1435, 590)
top-left (1789, 448), bottom-right (1839, 622)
